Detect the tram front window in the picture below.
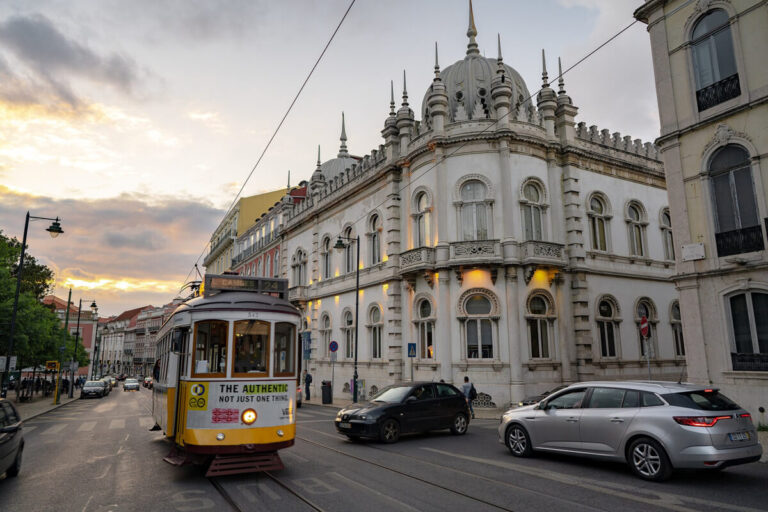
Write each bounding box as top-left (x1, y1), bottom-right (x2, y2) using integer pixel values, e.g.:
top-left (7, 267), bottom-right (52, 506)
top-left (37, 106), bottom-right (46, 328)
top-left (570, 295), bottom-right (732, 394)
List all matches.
top-left (274, 322), bottom-right (296, 376)
top-left (194, 320), bottom-right (228, 377)
top-left (233, 320), bottom-right (269, 376)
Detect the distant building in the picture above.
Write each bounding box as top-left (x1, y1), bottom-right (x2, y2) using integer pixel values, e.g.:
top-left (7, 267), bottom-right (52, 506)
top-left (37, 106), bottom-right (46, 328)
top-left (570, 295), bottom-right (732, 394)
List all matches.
top-left (215, 5), bottom-right (683, 408)
top-left (134, 302), bottom-right (179, 376)
top-left (635, 0), bottom-right (767, 415)
top-left (100, 306), bottom-right (153, 375)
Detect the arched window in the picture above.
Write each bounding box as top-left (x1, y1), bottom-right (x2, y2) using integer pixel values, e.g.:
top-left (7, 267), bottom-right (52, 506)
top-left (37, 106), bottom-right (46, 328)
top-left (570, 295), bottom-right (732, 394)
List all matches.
top-left (671, 302), bottom-right (685, 357)
top-left (292, 249), bottom-right (307, 286)
top-left (464, 294), bottom-right (494, 358)
top-left (256, 259), bottom-right (262, 277)
top-left (369, 214), bottom-right (382, 265)
top-left (691, 9), bottom-right (739, 111)
top-left (636, 299), bottom-right (657, 358)
top-left (320, 313), bottom-right (331, 358)
top-left (527, 294), bottom-right (555, 359)
top-left (520, 181), bottom-right (545, 241)
top-left (587, 195), bottom-right (610, 252)
top-left (626, 202), bottom-right (647, 257)
top-left (265, 254), bottom-right (272, 277)
top-left (321, 237), bottom-right (331, 280)
top-left (343, 227), bottom-right (355, 274)
top-left (273, 249), bottom-right (279, 277)
top-left (660, 208), bottom-right (675, 261)
top-left (460, 180), bottom-right (489, 241)
top-left (709, 145), bottom-right (762, 256)
top-left (728, 291), bottom-right (767, 370)
top-left (596, 298), bottom-right (620, 358)
top-left (369, 305), bottom-right (383, 359)
top-left (416, 299), bottom-right (435, 359)
top-left (343, 310), bottom-right (355, 360)
top-left (414, 192), bottom-right (431, 247)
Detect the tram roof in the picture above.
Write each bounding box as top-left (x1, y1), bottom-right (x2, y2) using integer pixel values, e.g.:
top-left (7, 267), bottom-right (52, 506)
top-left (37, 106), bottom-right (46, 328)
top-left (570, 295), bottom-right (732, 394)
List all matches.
top-left (173, 290), bottom-right (300, 316)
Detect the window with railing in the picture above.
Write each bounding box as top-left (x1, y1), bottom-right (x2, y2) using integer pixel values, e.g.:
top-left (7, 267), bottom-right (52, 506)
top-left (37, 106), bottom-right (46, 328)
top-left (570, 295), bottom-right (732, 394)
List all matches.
top-left (729, 291), bottom-right (768, 371)
top-left (691, 9), bottom-right (740, 111)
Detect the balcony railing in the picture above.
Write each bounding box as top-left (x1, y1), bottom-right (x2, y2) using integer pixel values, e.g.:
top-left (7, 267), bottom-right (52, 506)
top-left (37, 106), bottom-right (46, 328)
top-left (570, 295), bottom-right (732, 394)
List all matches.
top-left (288, 285), bottom-right (308, 302)
top-left (519, 241), bottom-right (567, 267)
top-left (715, 225), bottom-right (764, 257)
top-left (449, 240), bottom-right (502, 264)
top-left (696, 74), bottom-right (740, 112)
top-left (731, 352), bottom-right (768, 372)
top-left (399, 247), bottom-right (436, 272)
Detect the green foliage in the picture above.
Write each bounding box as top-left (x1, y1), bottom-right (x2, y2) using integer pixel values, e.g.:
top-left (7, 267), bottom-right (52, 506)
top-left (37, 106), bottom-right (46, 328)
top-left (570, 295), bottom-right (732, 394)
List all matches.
top-left (0, 231), bottom-right (82, 370)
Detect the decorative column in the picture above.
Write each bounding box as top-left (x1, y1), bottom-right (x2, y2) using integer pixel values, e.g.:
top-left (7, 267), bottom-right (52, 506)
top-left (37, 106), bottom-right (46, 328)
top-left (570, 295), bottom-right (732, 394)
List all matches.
top-left (504, 267), bottom-right (525, 402)
top-left (436, 270), bottom-right (453, 383)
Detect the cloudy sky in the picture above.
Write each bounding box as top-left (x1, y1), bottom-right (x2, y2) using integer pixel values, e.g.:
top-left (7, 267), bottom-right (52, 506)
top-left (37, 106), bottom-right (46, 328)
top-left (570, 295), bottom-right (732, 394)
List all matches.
top-left (0, 0), bottom-right (658, 317)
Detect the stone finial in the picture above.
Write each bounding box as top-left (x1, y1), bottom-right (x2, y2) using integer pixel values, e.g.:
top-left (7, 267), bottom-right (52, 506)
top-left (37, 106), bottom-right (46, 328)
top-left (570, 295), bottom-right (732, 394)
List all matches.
top-left (466, 0), bottom-right (479, 56)
top-left (389, 80), bottom-right (396, 115)
top-left (338, 112), bottom-right (349, 157)
top-left (434, 42), bottom-right (441, 79)
top-left (496, 33), bottom-right (505, 75)
top-left (316, 145), bottom-right (321, 168)
top-left (557, 57), bottom-right (565, 94)
top-left (402, 70), bottom-right (409, 107)
top-left (541, 49), bottom-right (549, 86)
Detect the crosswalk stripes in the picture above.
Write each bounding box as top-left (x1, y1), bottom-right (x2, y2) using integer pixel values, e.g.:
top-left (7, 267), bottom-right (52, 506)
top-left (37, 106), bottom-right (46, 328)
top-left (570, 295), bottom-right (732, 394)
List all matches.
top-left (77, 421), bottom-right (97, 432)
top-left (42, 423), bottom-right (67, 435)
top-left (109, 419), bottom-right (126, 429)
top-left (139, 417), bottom-right (154, 428)
top-left (23, 426), bottom-right (36, 433)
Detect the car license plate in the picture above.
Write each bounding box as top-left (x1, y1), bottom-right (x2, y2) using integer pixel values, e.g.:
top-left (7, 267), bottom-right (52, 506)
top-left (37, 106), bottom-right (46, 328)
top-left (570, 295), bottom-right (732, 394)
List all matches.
top-left (339, 422), bottom-right (351, 429)
top-left (729, 432), bottom-right (750, 442)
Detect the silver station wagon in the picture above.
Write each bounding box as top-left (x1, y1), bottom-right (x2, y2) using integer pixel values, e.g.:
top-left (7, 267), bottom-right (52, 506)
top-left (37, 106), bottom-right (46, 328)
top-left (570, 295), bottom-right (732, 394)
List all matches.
top-left (499, 381), bottom-right (762, 481)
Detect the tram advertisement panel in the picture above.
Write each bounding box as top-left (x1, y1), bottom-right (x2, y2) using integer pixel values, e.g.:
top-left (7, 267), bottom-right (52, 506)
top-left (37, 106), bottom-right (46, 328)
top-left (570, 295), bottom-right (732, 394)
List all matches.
top-left (185, 380), bottom-right (295, 428)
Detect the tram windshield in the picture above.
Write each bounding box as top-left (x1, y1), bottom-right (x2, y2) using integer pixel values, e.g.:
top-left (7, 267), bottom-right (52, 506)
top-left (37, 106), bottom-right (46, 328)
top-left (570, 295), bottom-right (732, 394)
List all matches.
top-left (233, 320), bottom-right (269, 376)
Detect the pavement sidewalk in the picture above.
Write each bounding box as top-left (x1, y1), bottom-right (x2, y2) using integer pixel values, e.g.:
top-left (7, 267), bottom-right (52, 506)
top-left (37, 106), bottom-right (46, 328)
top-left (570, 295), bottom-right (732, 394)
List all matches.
top-left (7, 393), bottom-right (78, 421)
top-left (301, 392), bottom-right (504, 420)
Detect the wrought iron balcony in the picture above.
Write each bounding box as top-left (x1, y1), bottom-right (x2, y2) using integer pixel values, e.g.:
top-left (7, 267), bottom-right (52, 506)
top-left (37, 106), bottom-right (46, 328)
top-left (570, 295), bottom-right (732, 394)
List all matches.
top-left (696, 74), bottom-right (740, 112)
top-left (519, 241), bottom-right (567, 267)
top-left (731, 352), bottom-right (768, 372)
top-left (399, 247), bottom-right (436, 272)
top-left (715, 225), bottom-right (764, 257)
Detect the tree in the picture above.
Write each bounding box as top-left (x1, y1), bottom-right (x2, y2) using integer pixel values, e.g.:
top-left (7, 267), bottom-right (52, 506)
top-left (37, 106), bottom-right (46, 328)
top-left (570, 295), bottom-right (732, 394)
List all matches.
top-left (0, 231), bottom-right (55, 300)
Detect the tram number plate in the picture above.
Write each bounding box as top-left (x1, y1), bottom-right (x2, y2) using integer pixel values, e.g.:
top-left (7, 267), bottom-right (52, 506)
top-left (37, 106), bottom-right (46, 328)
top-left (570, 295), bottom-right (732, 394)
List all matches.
top-left (339, 422), bottom-right (351, 429)
top-left (729, 432), bottom-right (750, 442)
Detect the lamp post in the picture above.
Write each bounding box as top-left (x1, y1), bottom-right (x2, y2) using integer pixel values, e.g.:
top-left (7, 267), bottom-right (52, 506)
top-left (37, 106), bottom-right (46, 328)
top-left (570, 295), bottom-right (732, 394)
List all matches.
top-left (68, 298), bottom-right (97, 397)
top-left (334, 234), bottom-right (360, 403)
top-left (1, 211), bottom-right (63, 398)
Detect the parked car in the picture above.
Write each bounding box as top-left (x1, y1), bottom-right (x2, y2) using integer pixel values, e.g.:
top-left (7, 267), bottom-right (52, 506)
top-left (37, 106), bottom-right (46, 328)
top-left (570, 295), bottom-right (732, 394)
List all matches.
top-left (116, 374), bottom-right (127, 381)
top-left (100, 378), bottom-right (112, 395)
top-left (515, 384), bottom-right (569, 407)
top-left (143, 377), bottom-right (153, 389)
top-left (0, 398), bottom-right (23, 479)
top-left (335, 381), bottom-right (470, 443)
top-left (108, 376), bottom-right (117, 388)
top-left (123, 378), bottom-right (140, 392)
top-left (80, 380), bottom-right (107, 399)
top-left (499, 381), bottom-right (763, 481)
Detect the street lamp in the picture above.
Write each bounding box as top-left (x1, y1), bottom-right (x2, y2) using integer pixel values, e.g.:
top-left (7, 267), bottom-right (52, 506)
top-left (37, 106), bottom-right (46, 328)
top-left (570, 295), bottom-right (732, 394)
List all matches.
top-left (68, 298), bottom-right (97, 398)
top-left (1, 211), bottom-right (63, 398)
top-left (334, 234), bottom-right (360, 403)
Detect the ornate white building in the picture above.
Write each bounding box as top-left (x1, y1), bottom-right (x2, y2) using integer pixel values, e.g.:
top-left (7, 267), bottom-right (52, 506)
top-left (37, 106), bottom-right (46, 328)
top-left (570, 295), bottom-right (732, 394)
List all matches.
top-left (232, 6), bottom-right (683, 407)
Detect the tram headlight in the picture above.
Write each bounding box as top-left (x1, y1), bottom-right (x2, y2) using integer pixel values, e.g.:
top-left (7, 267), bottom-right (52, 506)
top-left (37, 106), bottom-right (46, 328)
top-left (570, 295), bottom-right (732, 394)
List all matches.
top-left (242, 408), bottom-right (257, 425)
top-left (216, 433), bottom-right (225, 441)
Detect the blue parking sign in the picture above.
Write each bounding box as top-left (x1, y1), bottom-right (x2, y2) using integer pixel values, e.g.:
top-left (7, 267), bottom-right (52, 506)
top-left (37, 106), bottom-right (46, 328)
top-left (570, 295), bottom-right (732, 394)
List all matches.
top-left (407, 343), bottom-right (416, 358)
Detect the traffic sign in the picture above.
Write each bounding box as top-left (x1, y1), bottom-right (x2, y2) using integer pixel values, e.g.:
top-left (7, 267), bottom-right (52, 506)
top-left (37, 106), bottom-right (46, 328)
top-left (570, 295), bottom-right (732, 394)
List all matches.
top-left (46, 360), bottom-right (59, 371)
top-left (640, 316), bottom-right (649, 337)
top-left (407, 343), bottom-right (416, 358)
top-left (329, 341), bottom-right (339, 353)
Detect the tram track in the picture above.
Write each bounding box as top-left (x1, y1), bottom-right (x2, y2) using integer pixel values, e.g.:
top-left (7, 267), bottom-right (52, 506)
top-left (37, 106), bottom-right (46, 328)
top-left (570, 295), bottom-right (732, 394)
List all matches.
top-left (208, 470), bottom-right (328, 512)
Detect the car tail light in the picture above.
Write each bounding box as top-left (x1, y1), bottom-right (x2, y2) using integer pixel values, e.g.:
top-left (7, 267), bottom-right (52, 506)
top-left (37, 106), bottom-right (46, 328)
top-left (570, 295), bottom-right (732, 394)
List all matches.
top-left (241, 409), bottom-right (257, 425)
top-left (674, 415), bottom-right (732, 427)
top-left (740, 413), bottom-right (751, 420)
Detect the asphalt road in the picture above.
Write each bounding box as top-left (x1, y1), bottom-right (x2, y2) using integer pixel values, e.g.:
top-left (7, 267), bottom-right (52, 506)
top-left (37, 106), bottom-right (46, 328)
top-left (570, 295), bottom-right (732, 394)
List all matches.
top-left (2, 389), bottom-right (767, 512)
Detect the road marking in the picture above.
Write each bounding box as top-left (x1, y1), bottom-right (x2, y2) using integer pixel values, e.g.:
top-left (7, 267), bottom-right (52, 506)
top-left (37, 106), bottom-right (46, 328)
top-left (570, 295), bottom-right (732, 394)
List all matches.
top-left (297, 410), bottom-right (325, 417)
top-left (42, 423), bottom-right (67, 435)
top-left (236, 482), bottom-right (282, 502)
top-left (23, 426), bottom-right (36, 432)
top-left (297, 419), bottom-right (333, 424)
top-left (280, 451), bottom-right (309, 463)
top-left (421, 448), bottom-right (764, 512)
top-left (109, 419), bottom-right (125, 429)
top-left (95, 464), bottom-right (111, 480)
top-left (330, 472), bottom-right (421, 512)
top-left (77, 421), bottom-right (97, 432)
top-left (139, 417), bottom-right (154, 428)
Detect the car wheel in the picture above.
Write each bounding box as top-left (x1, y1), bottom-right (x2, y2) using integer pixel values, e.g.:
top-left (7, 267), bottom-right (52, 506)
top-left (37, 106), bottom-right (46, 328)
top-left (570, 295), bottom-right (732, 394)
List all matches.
top-left (628, 437), bottom-right (672, 482)
top-left (506, 424), bottom-right (533, 457)
top-left (379, 419), bottom-right (400, 443)
top-left (450, 413), bottom-right (468, 435)
top-left (7, 445), bottom-right (22, 477)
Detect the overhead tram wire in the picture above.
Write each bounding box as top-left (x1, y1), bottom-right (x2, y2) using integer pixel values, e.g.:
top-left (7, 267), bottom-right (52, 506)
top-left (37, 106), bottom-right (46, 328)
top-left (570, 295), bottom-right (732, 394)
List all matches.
top-left (331, 16), bottom-right (644, 245)
top-left (176, 0), bottom-right (357, 294)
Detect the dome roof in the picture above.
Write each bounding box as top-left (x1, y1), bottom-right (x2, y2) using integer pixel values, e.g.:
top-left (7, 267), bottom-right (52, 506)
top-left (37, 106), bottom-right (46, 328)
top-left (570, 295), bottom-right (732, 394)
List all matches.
top-left (421, 0), bottom-right (531, 123)
top-left (319, 155), bottom-right (359, 181)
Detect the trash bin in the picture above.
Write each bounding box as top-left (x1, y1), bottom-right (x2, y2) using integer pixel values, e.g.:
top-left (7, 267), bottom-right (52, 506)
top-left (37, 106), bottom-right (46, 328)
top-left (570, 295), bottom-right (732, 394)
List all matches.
top-left (321, 380), bottom-right (332, 404)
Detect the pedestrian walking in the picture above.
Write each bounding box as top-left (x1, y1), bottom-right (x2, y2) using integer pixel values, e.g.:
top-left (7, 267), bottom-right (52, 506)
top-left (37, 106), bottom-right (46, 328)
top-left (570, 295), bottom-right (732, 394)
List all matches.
top-left (461, 376), bottom-right (476, 419)
top-left (303, 370), bottom-right (312, 401)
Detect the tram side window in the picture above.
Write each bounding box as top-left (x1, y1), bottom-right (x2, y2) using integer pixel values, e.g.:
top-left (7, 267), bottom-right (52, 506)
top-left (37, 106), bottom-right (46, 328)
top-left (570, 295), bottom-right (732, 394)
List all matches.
top-left (274, 322), bottom-right (296, 376)
top-left (233, 320), bottom-right (269, 376)
top-left (194, 320), bottom-right (228, 376)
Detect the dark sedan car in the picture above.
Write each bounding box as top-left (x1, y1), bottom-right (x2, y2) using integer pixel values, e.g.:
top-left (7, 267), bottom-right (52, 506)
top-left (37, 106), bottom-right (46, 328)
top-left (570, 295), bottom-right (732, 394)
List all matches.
top-left (335, 381), bottom-right (470, 443)
top-left (81, 380), bottom-right (107, 398)
top-left (0, 398), bottom-right (23, 479)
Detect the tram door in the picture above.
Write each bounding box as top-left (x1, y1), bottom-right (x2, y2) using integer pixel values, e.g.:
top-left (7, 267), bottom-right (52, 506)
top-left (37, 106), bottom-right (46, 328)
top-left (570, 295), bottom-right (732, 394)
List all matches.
top-left (171, 327), bottom-right (189, 442)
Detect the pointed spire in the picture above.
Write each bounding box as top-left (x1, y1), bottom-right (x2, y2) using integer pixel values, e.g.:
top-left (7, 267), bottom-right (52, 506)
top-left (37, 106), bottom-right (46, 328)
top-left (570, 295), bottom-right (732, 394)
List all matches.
top-left (287, 170), bottom-right (291, 189)
top-left (557, 57), bottom-right (566, 94)
top-left (434, 42), bottom-right (441, 79)
top-left (496, 33), bottom-right (505, 76)
top-left (401, 70), bottom-right (409, 107)
top-left (338, 112), bottom-right (349, 157)
top-left (389, 80), bottom-right (396, 115)
top-left (466, 0), bottom-right (479, 56)
top-left (541, 49), bottom-right (549, 87)
top-left (316, 145), bottom-right (321, 168)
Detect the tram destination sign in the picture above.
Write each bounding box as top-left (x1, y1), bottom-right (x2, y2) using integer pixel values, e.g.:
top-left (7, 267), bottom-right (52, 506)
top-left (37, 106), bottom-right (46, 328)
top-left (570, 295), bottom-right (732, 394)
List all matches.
top-left (185, 379), bottom-right (297, 429)
top-left (204, 274), bottom-right (288, 299)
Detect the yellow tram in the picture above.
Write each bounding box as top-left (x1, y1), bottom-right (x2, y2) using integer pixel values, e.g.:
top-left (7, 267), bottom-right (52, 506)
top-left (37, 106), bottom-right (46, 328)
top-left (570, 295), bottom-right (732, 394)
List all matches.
top-left (152, 274), bottom-right (302, 476)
